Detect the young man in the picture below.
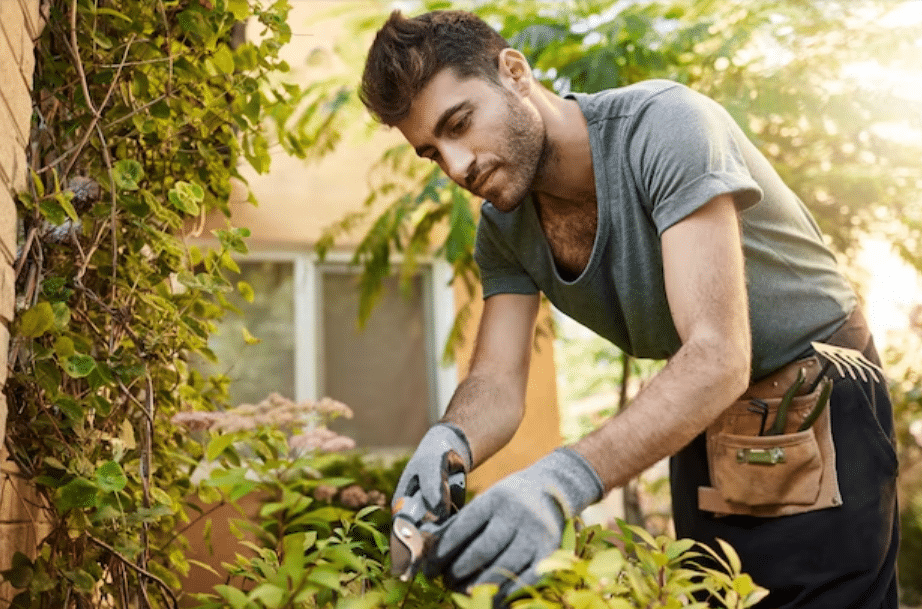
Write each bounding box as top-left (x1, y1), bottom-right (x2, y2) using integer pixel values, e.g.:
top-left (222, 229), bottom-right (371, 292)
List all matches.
top-left (361, 10), bottom-right (899, 608)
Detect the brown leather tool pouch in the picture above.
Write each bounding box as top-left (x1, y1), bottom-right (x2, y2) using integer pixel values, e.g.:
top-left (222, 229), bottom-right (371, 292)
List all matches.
top-left (698, 356), bottom-right (842, 517)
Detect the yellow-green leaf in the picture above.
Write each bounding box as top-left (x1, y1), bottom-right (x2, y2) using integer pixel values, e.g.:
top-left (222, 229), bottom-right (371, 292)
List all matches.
top-left (213, 44), bottom-right (234, 74)
top-left (64, 354), bottom-right (96, 378)
top-left (95, 461), bottom-right (127, 493)
top-left (237, 280), bottom-right (254, 302)
top-left (20, 302), bottom-right (55, 337)
top-left (241, 327), bottom-right (261, 345)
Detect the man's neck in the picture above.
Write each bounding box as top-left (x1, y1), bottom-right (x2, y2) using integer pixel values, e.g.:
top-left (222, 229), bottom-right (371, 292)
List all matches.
top-left (528, 87), bottom-right (595, 207)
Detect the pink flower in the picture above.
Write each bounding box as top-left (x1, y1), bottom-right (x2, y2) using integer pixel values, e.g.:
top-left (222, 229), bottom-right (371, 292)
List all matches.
top-left (339, 485), bottom-right (369, 509)
top-left (313, 484), bottom-right (338, 503)
top-left (319, 436), bottom-right (356, 453)
top-left (171, 411), bottom-right (220, 431)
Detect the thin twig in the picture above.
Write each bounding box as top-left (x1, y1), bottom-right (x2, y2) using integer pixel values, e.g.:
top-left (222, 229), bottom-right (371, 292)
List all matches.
top-left (91, 121), bottom-right (120, 310)
top-left (160, 500), bottom-right (228, 551)
top-left (63, 0), bottom-right (136, 178)
top-left (87, 536), bottom-right (179, 609)
top-left (13, 227), bottom-right (37, 279)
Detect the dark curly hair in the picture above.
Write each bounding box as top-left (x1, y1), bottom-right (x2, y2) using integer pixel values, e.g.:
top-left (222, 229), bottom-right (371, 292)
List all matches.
top-left (360, 10), bottom-right (510, 126)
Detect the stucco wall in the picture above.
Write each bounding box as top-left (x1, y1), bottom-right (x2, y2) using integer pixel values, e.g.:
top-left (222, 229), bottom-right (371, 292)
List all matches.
top-left (0, 1), bottom-right (42, 606)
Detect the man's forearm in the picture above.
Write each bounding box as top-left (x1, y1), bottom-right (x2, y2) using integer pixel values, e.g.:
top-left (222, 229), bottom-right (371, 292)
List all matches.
top-left (572, 335), bottom-right (749, 491)
top-left (441, 373), bottom-right (526, 469)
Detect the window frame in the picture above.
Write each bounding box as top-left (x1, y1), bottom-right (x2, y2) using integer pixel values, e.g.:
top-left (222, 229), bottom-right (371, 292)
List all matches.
top-left (233, 249), bottom-right (457, 424)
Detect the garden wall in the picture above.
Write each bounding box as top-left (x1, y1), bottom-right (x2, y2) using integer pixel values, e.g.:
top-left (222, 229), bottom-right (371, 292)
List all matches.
top-left (0, 1), bottom-right (46, 606)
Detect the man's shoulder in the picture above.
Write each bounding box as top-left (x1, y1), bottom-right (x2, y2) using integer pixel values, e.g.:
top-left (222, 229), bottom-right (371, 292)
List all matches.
top-left (568, 79), bottom-right (690, 123)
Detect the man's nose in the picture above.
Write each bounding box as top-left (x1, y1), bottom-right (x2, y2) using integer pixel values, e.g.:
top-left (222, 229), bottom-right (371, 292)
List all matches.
top-left (440, 142), bottom-right (476, 187)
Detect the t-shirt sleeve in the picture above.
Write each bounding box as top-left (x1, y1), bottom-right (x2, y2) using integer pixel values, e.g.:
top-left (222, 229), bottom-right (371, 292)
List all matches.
top-left (628, 84), bottom-right (763, 235)
top-left (474, 212), bottom-right (539, 298)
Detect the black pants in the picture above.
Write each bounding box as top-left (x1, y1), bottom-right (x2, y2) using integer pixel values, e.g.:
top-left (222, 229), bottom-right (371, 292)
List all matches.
top-left (671, 342), bottom-right (900, 608)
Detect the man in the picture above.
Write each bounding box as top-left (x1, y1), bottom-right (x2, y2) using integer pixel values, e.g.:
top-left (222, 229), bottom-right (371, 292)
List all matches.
top-left (360, 10), bottom-right (899, 608)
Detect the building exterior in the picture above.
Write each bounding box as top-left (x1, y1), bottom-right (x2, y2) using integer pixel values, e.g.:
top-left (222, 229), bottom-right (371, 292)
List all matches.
top-left (200, 1), bottom-right (562, 491)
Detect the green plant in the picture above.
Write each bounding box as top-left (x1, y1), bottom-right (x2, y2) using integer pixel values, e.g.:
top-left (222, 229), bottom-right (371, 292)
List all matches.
top-left (174, 396), bottom-right (426, 609)
top-left (170, 395), bottom-right (765, 609)
top-left (504, 523), bottom-right (768, 609)
top-left (3, 0), bottom-right (340, 606)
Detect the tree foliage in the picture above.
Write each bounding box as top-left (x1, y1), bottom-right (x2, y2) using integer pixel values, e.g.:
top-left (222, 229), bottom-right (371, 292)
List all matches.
top-left (321, 0), bottom-right (922, 327)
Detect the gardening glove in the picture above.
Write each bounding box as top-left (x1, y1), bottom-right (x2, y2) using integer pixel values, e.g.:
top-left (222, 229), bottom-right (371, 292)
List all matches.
top-left (425, 447), bottom-right (604, 603)
top-left (392, 422), bottom-right (472, 520)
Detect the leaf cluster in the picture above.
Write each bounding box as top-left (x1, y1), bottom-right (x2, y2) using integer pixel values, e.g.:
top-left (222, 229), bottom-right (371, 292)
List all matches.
top-left (184, 430), bottom-right (768, 609)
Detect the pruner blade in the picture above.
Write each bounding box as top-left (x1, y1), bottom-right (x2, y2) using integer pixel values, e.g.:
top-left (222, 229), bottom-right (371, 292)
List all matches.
top-left (390, 515), bottom-right (427, 582)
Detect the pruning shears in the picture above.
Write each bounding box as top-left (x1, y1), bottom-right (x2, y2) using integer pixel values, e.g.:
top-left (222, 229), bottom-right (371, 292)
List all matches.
top-left (390, 451), bottom-right (467, 582)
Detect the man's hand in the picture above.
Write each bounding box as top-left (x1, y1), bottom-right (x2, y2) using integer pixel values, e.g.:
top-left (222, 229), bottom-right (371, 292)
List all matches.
top-left (393, 423), bottom-right (472, 519)
top-left (424, 448), bottom-right (604, 601)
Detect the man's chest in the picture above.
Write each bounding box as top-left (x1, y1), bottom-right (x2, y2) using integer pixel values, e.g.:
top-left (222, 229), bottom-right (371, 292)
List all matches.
top-left (537, 202), bottom-right (598, 279)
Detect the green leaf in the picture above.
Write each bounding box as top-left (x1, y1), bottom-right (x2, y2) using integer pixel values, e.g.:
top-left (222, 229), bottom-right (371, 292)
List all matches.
top-left (665, 538), bottom-right (697, 561)
top-left (206, 433), bottom-right (237, 461)
top-left (249, 583), bottom-right (286, 608)
top-left (95, 461), bottom-right (127, 493)
top-left (716, 538), bottom-right (743, 575)
top-left (52, 302), bottom-right (71, 330)
top-left (237, 280), bottom-right (254, 302)
top-left (168, 181), bottom-right (205, 215)
top-left (214, 584), bottom-right (251, 609)
top-left (94, 7), bottom-right (132, 22)
top-left (64, 354), bottom-right (96, 378)
top-left (65, 569), bottom-right (96, 593)
top-left (19, 302), bottom-right (55, 338)
top-left (56, 478), bottom-right (98, 511)
top-left (213, 45), bottom-right (235, 75)
top-left (227, 0), bottom-right (249, 20)
top-left (38, 198), bottom-right (66, 225)
top-left (30, 169), bottom-right (45, 197)
top-left (453, 584), bottom-right (499, 609)
top-left (2, 552), bottom-right (34, 589)
top-left (305, 567), bottom-right (341, 589)
top-left (113, 159), bottom-right (144, 190)
top-left (241, 327), bottom-right (261, 345)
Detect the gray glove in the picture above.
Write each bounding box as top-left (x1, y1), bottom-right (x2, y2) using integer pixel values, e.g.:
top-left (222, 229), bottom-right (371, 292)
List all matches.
top-left (393, 422), bottom-right (472, 519)
top-left (424, 447), bottom-right (604, 601)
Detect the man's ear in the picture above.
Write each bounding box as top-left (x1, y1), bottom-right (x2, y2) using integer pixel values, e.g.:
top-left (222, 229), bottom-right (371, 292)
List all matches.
top-left (497, 48), bottom-right (532, 96)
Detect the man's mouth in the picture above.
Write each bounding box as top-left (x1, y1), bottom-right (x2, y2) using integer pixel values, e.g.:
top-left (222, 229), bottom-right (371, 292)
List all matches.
top-left (470, 165), bottom-right (496, 196)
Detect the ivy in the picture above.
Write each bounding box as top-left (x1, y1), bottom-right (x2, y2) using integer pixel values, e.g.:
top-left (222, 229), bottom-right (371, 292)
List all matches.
top-left (4, 0), bottom-right (333, 607)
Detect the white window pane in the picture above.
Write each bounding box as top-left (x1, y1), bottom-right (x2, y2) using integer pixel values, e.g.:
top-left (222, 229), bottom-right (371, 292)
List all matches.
top-left (320, 269), bottom-right (432, 449)
top-left (202, 260), bottom-right (296, 406)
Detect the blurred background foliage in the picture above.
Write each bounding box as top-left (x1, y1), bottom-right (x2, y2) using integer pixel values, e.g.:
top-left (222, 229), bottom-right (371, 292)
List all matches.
top-left (314, 0), bottom-right (922, 604)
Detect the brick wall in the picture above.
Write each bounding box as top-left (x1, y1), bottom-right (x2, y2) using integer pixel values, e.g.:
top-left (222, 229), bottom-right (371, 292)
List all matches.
top-left (0, 1), bottom-right (43, 606)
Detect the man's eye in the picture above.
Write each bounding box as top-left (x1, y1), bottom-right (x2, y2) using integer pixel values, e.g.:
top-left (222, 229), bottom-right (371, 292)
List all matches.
top-left (450, 113), bottom-right (471, 135)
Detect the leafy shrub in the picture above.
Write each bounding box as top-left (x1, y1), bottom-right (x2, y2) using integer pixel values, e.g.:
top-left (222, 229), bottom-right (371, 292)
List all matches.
top-left (180, 407), bottom-right (766, 609)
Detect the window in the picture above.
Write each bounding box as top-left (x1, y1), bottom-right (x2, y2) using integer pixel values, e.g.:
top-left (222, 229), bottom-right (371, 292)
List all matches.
top-left (200, 252), bottom-right (456, 450)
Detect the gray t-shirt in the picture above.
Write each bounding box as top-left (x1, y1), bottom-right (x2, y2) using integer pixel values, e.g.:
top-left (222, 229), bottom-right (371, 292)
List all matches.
top-left (475, 80), bottom-right (856, 379)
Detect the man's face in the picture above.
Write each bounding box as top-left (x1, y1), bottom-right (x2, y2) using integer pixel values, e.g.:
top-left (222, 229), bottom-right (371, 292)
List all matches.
top-left (395, 68), bottom-right (546, 212)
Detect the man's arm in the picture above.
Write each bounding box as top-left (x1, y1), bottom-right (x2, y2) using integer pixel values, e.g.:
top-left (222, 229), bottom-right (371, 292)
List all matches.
top-left (442, 291), bottom-right (541, 468)
top-left (573, 193), bottom-right (751, 490)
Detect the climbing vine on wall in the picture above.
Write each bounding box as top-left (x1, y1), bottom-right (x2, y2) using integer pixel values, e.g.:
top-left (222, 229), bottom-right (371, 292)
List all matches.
top-left (3, 0), bottom-right (340, 606)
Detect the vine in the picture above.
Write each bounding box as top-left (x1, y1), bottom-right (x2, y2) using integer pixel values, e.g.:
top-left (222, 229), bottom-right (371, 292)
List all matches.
top-left (2, 0), bottom-right (338, 606)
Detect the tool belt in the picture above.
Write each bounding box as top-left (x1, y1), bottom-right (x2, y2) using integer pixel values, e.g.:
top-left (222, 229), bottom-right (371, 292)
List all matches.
top-left (698, 308), bottom-right (875, 517)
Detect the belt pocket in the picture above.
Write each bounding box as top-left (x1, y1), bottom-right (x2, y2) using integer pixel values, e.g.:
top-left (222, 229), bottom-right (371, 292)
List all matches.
top-left (699, 379), bottom-right (843, 517)
top-left (710, 430), bottom-right (821, 506)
